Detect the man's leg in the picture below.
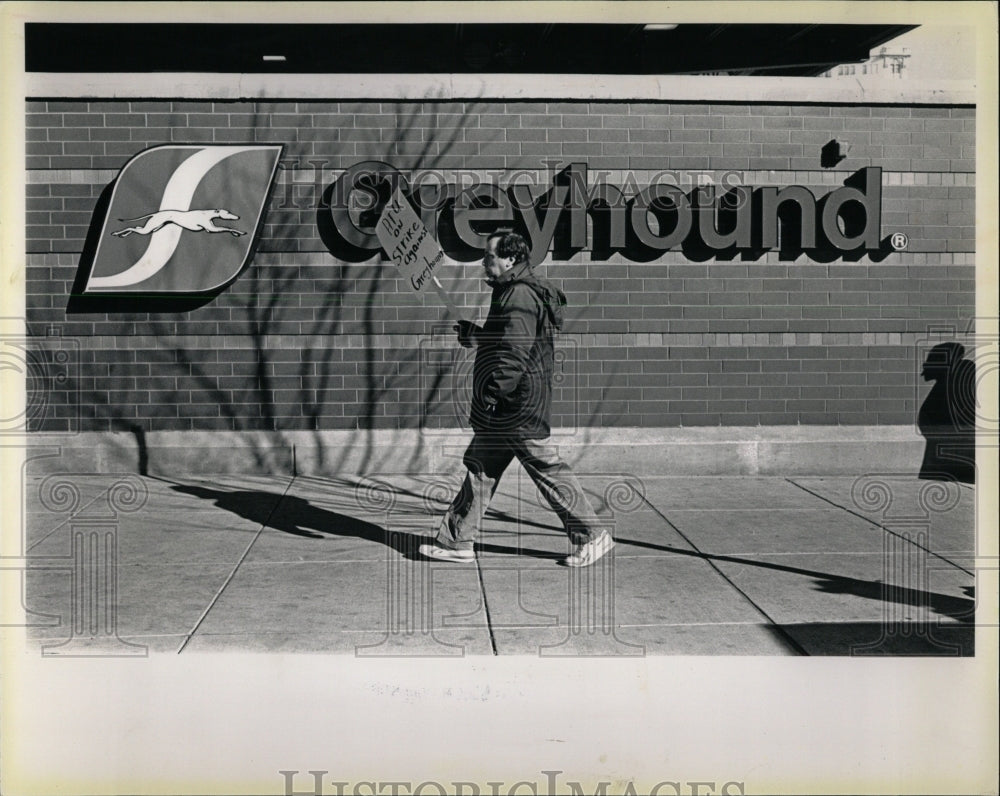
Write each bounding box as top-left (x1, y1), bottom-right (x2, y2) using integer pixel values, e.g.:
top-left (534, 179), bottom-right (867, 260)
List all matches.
top-left (434, 433), bottom-right (516, 552)
top-left (513, 437), bottom-right (608, 545)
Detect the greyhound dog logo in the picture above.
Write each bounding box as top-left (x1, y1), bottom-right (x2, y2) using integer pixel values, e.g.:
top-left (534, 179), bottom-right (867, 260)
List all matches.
top-left (80, 144), bottom-right (282, 294)
top-left (111, 208), bottom-right (246, 238)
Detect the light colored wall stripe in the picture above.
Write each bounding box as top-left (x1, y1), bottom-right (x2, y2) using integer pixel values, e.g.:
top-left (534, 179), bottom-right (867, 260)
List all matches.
top-left (25, 73), bottom-right (976, 105)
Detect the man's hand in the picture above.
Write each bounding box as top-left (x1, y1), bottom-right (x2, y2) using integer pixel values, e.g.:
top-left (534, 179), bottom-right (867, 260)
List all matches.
top-left (454, 320), bottom-right (482, 348)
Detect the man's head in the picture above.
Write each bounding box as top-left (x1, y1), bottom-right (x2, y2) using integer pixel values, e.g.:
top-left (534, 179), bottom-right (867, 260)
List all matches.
top-left (483, 229), bottom-right (530, 281)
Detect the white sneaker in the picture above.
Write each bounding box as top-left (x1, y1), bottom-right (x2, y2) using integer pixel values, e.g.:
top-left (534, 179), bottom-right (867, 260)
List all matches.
top-left (563, 532), bottom-right (614, 567)
top-left (419, 542), bottom-right (475, 563)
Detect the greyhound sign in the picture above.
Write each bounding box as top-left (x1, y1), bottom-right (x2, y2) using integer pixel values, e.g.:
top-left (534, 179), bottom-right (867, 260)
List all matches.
top-left (81, 144), bottom-right (282, 294)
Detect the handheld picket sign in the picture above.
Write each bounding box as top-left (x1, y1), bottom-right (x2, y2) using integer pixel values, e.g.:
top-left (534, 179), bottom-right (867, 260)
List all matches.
top-left (376, 188), bottom-right (470, 323)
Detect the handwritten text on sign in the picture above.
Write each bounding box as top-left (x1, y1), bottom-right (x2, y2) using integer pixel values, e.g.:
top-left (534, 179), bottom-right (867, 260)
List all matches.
top-left (376, 189), bottom-right (446, 291)
top-left (376, 189), bottom-right (467, 321)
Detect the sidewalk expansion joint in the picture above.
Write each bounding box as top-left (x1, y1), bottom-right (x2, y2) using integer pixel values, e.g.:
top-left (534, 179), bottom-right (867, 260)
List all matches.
top-left (785, 478), bottom-right (976, 577)
top-left (474, 550), bottom-right (499, 656)
top-left (175, 475), bottom-right (297, 654)
top-left (26, 490), bottom-right (116, 553)
top-left (636, 493), bottom-right (808, 656)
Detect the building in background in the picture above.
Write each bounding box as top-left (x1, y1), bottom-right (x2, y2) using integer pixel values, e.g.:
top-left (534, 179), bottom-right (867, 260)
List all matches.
top-left (823, 45), bottom-right (912, 78)
top-left (20, 22), bottom-right (978, 478)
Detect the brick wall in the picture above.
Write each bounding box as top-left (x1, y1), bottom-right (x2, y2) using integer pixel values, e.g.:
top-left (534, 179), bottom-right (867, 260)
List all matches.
top-left (24, 100), bottom-right (976, 432)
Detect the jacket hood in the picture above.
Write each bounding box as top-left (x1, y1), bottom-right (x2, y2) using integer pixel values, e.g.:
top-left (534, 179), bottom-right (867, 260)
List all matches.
top-left (523, 275), bottom-right (567, 331)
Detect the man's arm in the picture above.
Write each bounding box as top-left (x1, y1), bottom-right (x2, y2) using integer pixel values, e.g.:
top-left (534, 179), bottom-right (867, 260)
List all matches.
top-left (481, 283), bottom-right (540, 406)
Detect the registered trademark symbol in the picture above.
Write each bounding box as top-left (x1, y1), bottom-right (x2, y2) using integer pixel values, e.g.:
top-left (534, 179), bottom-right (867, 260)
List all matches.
top-left (890, 232), bottom-right (908, 251)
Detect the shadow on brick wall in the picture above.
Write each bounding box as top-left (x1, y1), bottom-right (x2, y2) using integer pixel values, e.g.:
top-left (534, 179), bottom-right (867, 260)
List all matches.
top-left (74, 98), bottom-right (496, 477)
top-left (917, 342), bottom-right (976, 483)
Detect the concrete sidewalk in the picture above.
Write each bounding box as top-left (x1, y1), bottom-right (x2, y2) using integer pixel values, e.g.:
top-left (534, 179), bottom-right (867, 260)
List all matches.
top-left (21, 467), bottom-right (977, 656)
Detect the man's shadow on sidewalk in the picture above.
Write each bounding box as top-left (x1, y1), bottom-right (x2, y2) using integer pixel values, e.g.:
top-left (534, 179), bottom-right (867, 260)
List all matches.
top-left (169, 480), bottom-right (974, 625)
top-left (624, 538), bottom-right (975, 625)
top-left (169, 481), bottom-right (564, 561)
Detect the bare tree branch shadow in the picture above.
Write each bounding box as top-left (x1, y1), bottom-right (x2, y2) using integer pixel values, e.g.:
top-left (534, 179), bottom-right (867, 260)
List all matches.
top-left (167, 471), bottom-right (974, 624)
top-left (167, 479), bottom-right (565, 561)
top-left (72, 92), bottom-right (494, 479)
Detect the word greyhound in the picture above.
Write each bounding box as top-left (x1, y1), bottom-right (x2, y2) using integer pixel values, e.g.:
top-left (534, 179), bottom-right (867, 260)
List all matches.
top-left (326, 161), bottom-right (886, 265)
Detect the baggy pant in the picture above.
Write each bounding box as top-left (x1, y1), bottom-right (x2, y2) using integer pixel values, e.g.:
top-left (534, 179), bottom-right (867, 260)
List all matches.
top-left (436, 433), bottom-right (608, 551)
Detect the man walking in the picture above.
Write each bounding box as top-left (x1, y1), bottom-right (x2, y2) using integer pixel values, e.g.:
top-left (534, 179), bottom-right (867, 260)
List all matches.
top-left (419, 230), bottom-right (614, 567)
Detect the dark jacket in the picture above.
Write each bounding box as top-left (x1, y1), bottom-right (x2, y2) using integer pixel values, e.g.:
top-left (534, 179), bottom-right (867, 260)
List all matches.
top-left (469, 261), bottom-right (567, 438)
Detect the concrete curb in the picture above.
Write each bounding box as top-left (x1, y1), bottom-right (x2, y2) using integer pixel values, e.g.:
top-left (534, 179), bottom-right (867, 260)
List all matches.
top-left (26, 426), bottom-right (929, 476)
